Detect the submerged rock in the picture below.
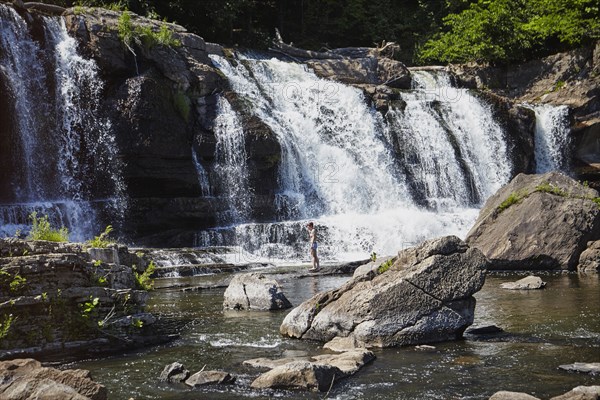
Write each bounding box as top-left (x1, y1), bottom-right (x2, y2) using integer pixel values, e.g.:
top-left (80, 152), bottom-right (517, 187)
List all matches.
top-left (0, 358), bottom-right (107, 400)
top-left (466, 171), bottom-right (600, 270)
top-left (223, 273), bottom-right (292, 311)
top-left (323, 336), bottom-right (368, 352)
top-left (159, 362), bottom-right (190, 383)
top-left (280, 236), bottom-right (487, 347)
top-left (185, 370), bottom-right (235, 387)
top-left (466, 325), bottom-right (505, 335)
top-left (501, 276), bottom-right (546, 290)
top-left (558, 362), bottom-right (600, 375)
top-left (248, 350), bottom-right (375, 392)
top-left (488, 391), bottom-right (541, 400)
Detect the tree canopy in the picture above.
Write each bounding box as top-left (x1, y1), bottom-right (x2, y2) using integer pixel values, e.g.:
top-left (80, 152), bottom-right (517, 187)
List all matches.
top-left (38, 0), bottom-right (600, 65)
top-left (417, 0), bottom-right (600, 64)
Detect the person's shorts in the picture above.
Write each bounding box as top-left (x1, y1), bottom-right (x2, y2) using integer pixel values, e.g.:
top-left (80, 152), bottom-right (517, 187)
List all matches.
top-left (311, 242), bottom-right (318, 250)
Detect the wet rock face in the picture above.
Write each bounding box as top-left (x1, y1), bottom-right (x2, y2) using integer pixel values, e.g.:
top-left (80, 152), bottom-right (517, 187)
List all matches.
top-left (0, 238), bottom-right (161, 360)
top-left (280, 236), bottom-right (487, 347)
top-left (0, 358), bottom-right (107, 400)
top-left (466, 171), bottom-right (600, 270)
top-left (60, 9), bottom-right (282, 246)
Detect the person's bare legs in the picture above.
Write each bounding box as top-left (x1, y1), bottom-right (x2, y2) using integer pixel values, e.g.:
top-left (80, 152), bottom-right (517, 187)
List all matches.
top-left (311, 248), bottom-right (320, 271)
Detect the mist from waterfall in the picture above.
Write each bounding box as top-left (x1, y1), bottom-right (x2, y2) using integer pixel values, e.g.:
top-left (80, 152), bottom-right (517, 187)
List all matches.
top-left (202, 55), bottom-right (513, 261)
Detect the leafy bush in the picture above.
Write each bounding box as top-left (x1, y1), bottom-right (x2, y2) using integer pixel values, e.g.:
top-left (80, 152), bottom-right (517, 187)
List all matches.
top-left (535, 182), bottom-right (567, 196)
top-left (377, 259), bottom-right (394, 274)
top-left (134, 261), bottom-right (156, 291)
top-left (0, 270), bottom-right (27, 294)
top-left (118, 11), bottom-right (181, 50)
top-left (27, 212), bottom-right (69, 242)
top-left (86, 225), bottom-right (115, 248)
top-left (497, 191), bottom-right (527, 212)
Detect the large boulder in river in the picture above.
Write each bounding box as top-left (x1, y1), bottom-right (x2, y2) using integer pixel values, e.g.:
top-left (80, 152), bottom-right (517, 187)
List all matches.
top-left (0, 358), bottom-right (107, 400)
top-left (466, 171), bottom-right (600, 270)
top-left (578, 240), bottom-right (600, 272)
top-left (223, 273), bottom-right (292, 311)
top-left (280, 236), bottom-right (487, 347)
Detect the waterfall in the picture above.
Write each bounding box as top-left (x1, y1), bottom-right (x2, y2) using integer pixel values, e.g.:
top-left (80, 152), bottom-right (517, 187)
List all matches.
top-left (0, 5), bottom-right (49, 200)
top-left (0, 6), bottom-right (125, 241)
top-left (387, 70), bottom-right (511, 209)
top-left (212, 96), bottom-right (252, 223)
top-left (532, 104), bottom-right (571, 173)
top-left (192, 149), bottom-right (211, 197)
top-left (201, 56), bottom-right (509, 261)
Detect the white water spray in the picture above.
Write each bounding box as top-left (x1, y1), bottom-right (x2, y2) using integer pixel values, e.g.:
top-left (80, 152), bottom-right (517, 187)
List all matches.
top-left (201, 57), bottom-right (510, 260)
top-left (532, 104), bottom-right (571, 173)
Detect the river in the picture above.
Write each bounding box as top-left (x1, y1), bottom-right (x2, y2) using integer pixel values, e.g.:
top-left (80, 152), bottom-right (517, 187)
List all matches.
top-left (70, 270), bottom-right (599, 399)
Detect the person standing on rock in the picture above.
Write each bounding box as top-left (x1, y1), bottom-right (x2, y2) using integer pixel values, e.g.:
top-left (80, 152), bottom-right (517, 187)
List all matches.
top-left (306, 222), bottom-right (320, 272)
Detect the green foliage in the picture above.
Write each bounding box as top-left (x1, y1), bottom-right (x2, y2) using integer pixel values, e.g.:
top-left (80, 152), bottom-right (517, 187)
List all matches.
top-left (134, 261), bottom-right (156, 291)
top-left (497, 190), bottom-right (527, 212)
top-left (131, 318), bottom-right (144, 328)
top-left (370, 252), bottom-right (377, 262)
top-left (0, 270), bottom-right (27, 294)
top-left (118, 11), bottom-right (181, 50)
top-left (377, 259), bottom-right (394, 274)
top-left (0, 314), bottom-right (15, 340)
top-left (80, 296), bottom-right (100, 319)
top-left (553, 80), bottom-right (566, 91)
top-left (535, 182), bottom-right (567, 196)
top-left (86, 225), bottom-right (115, 248)
top-left (593, 198), bottom-right (600, 208)
top-left (27, 212), bottom-right (69, 242)
top-left (418, 0), bottom-right (600, 64)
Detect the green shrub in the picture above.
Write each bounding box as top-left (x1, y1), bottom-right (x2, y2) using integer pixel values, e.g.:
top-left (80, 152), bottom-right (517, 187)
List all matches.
top-left (86, 225), bottom-right (115, 248)
top-left (593, 198), bottom-right (600, 208)
top-left (377, 259), bottom-right (394, 274)
top-left (0, 270), bottom-right (27, 294)
top-left (134, 261), bottom-right (156, 291)
top-left (118, 11), bottom-right (181, 50)
top-left (535, 182), bottom-right (567, 196)
top-left (26, 212), bottom-right (69, 242)
top-left (497, 191), bottom-right (527, 212)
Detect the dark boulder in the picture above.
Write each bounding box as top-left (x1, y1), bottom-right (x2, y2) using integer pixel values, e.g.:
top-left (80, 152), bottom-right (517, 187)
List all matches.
top-left (466, 171), bottom-right (600, 270)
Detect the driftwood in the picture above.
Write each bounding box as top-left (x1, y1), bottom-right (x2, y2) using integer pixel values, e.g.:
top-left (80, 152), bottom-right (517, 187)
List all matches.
top-left (270, 28), bottom-right (344, 60)
top-left (271, 29), bottom-right (399, 61)
top-left (24, 2), bottom-right (66, 15)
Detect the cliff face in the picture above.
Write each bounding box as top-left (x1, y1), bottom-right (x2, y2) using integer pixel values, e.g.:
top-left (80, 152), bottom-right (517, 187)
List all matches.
top-left (64, 8), bottom-right (281, 246)
top-left (450, 43), bottom-right (600, 188)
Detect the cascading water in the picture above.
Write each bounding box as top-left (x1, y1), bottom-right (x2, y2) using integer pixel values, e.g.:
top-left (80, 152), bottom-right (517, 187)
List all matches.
top-left (200, 56), bottom-right (512, 261)
top-left (0, 6), bottom-right (125, 241)
top-left (388, 70), bottom-right (511, 208)
top-left (211, 96), bottom-right (252, 223)
top-left (531, 104), bottom-right (571, 173)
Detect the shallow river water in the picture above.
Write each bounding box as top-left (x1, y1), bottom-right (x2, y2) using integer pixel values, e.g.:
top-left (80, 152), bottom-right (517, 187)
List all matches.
top-left (71, 270), bottom-right (599, 399)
